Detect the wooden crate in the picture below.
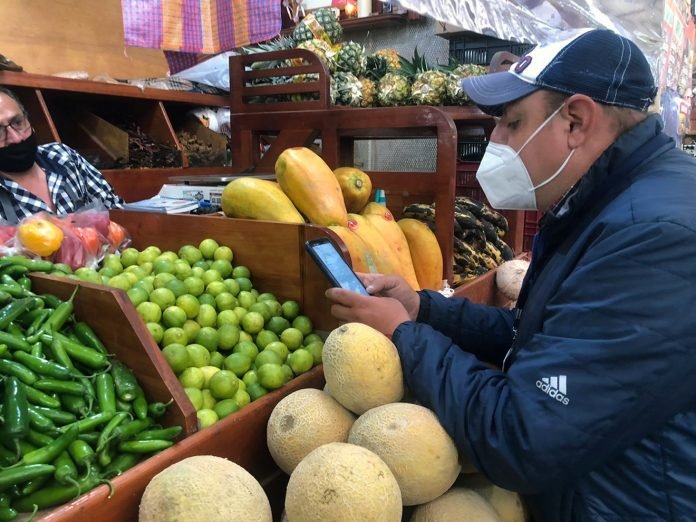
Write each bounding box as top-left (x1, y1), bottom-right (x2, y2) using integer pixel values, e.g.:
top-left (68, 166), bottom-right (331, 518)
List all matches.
top-left (28, 275), bottom-right (197, 435)
top-left (37, 366), bottom-right (325, 521)
top-left (452, 253), bottom-right (530, 306)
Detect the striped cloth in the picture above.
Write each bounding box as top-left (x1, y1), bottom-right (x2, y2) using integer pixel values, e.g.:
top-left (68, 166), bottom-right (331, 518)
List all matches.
top-left (122, 0), bottom-right (281, 73)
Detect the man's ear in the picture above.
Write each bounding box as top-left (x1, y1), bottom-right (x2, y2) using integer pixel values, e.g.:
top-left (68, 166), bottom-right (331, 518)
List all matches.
top-left (564, 94), bottom-right (598, 149)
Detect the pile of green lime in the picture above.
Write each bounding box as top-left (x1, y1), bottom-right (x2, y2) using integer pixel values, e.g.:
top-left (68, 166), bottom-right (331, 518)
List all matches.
top-left (86, 238), bottom-right (323, 429)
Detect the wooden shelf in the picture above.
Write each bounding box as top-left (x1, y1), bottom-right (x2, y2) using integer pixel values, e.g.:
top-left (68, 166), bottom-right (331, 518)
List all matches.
top-left (281, 11), bottom-right (420, 36)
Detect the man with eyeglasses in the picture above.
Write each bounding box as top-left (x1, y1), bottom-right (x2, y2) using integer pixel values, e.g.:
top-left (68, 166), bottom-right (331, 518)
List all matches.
top-left (0, 87), bottom-right (123, 223)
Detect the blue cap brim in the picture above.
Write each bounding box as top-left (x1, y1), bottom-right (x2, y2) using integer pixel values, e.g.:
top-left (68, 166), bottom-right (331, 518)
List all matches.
top-left (462, 72), bottom-right (540, 116)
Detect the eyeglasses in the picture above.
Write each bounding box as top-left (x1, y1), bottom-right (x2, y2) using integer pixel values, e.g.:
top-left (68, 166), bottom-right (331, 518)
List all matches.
top-left (0, 115), bottom-right (30, 144)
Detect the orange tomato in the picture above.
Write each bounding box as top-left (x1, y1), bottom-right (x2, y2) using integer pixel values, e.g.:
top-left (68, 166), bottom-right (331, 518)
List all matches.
top-left (17, 219), bottom-right (64, 257)
top-left (108, 221), bottom-right (127, 248)
top-left (74, 226), bottom-right (101, 257)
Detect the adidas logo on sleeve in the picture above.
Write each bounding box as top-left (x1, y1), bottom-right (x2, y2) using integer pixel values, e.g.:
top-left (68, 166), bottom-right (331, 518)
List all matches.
top-left (536, 375), bottom-right (570, 405)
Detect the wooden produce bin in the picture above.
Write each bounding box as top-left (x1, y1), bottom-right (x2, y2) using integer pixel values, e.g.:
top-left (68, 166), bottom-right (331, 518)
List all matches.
top-left (452, 253), bottom-right (530, 306)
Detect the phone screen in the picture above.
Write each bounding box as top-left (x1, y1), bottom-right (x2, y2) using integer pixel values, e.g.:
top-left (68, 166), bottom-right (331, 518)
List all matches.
top-left (307, 240), bottom-right (369, 295)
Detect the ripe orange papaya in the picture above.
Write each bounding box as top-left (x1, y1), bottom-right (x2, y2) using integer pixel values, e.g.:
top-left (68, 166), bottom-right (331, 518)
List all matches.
top-left (328, 226), bottom-right (378, 274)
top-left (361, 203), bottom-right (420, 290)
top-left (275, 147), bottom-right (348, 226)
top-left (397, 218), bottom-right (443, 291)
top-left (333, 167), bottom-right (372, 213)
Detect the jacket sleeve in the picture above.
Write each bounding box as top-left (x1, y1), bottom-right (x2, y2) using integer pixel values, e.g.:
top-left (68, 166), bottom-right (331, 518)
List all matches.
top-left (393, 221), bottom-right (696, 493)
top-left (416, 290), bottom-right (515, 366)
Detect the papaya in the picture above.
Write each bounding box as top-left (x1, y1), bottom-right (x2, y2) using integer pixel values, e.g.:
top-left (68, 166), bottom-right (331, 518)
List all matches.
top-left (333, 167), bottom-right (373, 213)
top-left (362, 203), bottom-right (420, 290)
top-left (398, 218), bottom-right (444, 291)
top-left (328, 226), bottom-right (378, 274)
top-left (275, 147), bottom-right (348, 226)
top-left (221, 177), bottom-right (304, 223)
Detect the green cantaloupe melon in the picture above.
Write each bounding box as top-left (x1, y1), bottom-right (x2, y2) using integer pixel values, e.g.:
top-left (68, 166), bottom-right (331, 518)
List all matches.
top-left (267, 388), bottom-right (356, 474)
top-left (139, 455), bottom-right (272, 522)
top-left (322, 322), bottom-right (404, 414)
top-left (285, 442), bottom-right (402, 522)
top-left (348, 402), bottom-right (460, 505)
top-left (410, 488), bottom-right (501, 522)
top-left (459, 474), bottom-right (528, 522)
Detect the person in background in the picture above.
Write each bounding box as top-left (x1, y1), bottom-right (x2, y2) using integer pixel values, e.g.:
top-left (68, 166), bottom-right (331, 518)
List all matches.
top-left (326, 29), bottom-right (696, 521)
top-left (0, 87), bottom-right (123, 223)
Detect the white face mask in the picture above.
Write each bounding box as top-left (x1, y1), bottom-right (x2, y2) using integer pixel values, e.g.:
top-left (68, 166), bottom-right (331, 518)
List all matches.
top-left (476, 104), bottom-right (575, 210)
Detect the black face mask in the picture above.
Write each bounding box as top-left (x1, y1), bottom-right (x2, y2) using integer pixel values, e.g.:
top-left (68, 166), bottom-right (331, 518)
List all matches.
top-left (0, 131), bottom-right (37, 173)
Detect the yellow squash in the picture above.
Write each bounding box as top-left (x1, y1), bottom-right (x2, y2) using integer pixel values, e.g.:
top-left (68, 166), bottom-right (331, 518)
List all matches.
top-left (362, 203), bottom-right (420, 290)
top-left (275, 147), bottom-right (348, 226)
top-left (328, 225), bottom-right (378, 274)
top-left (397, 218), bottom-right (443, 291)
top-left (221, 177), bottom-right (304, 223)
top-left (333, 167), bottom-right (373, 213)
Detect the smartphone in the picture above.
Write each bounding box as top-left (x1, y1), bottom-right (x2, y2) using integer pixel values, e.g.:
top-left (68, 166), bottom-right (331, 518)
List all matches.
top-left (304, 238), bottom-right (369, 296)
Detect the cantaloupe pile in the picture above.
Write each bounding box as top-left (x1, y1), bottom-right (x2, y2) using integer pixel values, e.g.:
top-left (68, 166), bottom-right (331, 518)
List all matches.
top-left (266, 322), bottom-right (528, 522)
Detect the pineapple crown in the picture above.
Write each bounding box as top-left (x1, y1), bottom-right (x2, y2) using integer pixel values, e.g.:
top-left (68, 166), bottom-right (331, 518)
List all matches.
top-left (397, 48), bottom-right (432, 79)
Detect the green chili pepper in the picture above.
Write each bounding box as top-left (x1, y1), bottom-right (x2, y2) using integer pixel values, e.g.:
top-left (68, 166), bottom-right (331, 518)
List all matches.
top-left (60, 395), bottom-right (88, 418)
top-left (0, 359), bottom-right (37, 385)
top-left (136, 426), bottom-right (183, 441)
top-left (0, 445), bottom-right (16, 467)
top-left (12, 469), bottom-right (111, 512)
top-left (16, 276), bottom-right (31, 291)
top-left (116, 398), bottom-right (132, 414)
top-left (0, 507), bottom-right (17, 521)
top-left (68, 440), bottom-right (95, 474)
top-left (39, 333), bottom-right (108, 369)
top-left (72, 322), bottom-right (108, 355)
top-left (16, 441), bottom-right (37, 457)
top-left (96, 373), bottom-right (116, 414)
top-left (0, 292), bottom-right (12, 306)
top-left (0, 493), bottom-right (9, 507)
top-left (110, 361), bottom-right (138, 402)
top-left (26, 405), bottom-right (57, 434)
top-left (39, 294), bottom-right (63, 309)
top-left (20, 384), bottom-right (61, 409)
top-left (27, 286), bottom-right (79, 344)
top-left (0, 464), bottom-right (55, 490)
top-left (97, 445), bottom-right (113, 467)
top-left (25, 309), bottom-right (51, 337)
top-left (46, 337), bottom-right (73, 369)
top-left (0, 331), bottom-right (31, 353)
top-left (3, 377), bottom-right (29, 456)
top-left (110, 418), bottom-right (152, 442)
top-left (13, 351), bottom-right (72, 380)
top-left (76, 432), bottom-right (99, 446)
top-left (53, 451), bottom-right (80, 489)
top-left (60, 411), bottom-right (114, 434)
top-left (0, 274), bottom-right (23, 289)
top-left (5, 323), bottom-right (23, 341)
top-left (147, 400), bottom-right (173, 418)
top-left (0, 345), bottom-right (7, 359)
top-left (103, 453), bottom-right (140, 476)
top-left (0, 285), bottom-right (31, 299)
top-left (18, 425), bottom-right (79, 466)
top-left (0, 297), bottom-right (34, 330)
top-left (26, 428), bottom-right (54, 448)
top-left (30, 342), bottom-right (42, 358)
top-left (34, 379), bottom-right (84, 396)
top-left (0, 256), bottom-right (54, 273)
top-left (29, 405), bottom-right (76, 426)
top-left (19, 474), bottom-right (50, 497)
top-left (118, 440), bottom-right (173, 453)
top-left (132, 386), bottom-right (148, 420)
top-left (96, 412), bottom-right (129, 453)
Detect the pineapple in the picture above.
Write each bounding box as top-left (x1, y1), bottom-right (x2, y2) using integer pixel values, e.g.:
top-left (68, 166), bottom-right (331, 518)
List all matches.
top-left (332, 72), bottom-right (363, 107)
top-left (366, 54), bottom-right (390, 82)
top-left (411, 69), bottom-right (449, 106)
top-left (374, 49), bottom-right (401, 70)
top-left (358, 78), bottom-right (377, 107)
top-left (446, 64), bottom-right (488, 105)
top-left (290, 74), bottom-right (320, 102)
top-left (293, 8), bottom-right (343, 46)
top-left (335, 41), bottom-right (367, 77)
top-left (377, 73), bottom-right (411, 106)
top-left (290, 38), bottom-right (336, 72)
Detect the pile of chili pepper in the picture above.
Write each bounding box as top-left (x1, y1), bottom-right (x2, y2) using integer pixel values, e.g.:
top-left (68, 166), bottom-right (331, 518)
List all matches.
top-left (0, 256), bottom-right (182, 519)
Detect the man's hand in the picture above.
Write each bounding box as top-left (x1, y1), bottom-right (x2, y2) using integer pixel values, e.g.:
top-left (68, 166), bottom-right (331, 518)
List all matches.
top-left (325, 288), bottom-right (411, 337)
top-left (357, 273), bottom-right (421, 321)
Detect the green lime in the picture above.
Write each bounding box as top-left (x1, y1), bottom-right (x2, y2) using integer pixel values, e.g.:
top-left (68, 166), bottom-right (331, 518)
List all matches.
top-left (183, 276), bottom-right (205, 297)
top-left (291, 315), bottom-right (313, 336)
top-left (233, 307), bottom-right (247, 321)
top-left (281, 364), bottom-right (294, 383)
top-left (232, 266), bottom-right (251, 279)
top-left (210, 259), bottom-right (233, 278)
top-left (257, 364), bottom-right (285, 390)
top-left (179, 367), bottom-right (204, 389)
top-left (199, 366), bottom-right (221, 388)
top-left (205, 281), bottom-right (227, 297)
top-left (250, 289), bottom-right (259, 299)
top-left (266, 316), bottom-right (290, 336)
top-left (255, 349), bottom-right (282, 368)
top-left (255, 329), bottom-right (279, 350)
top-left (162, 344), bottom-right (193, 374)
top-left (233, 340), bottom-right (259, 360)
top-left (186, 344), bottom-right (210, 368)
top-left (184, 387), bottom-right (203, 410)
top-left (264, 300), bottom-right (282, 317)
top-left (215, 292), bottom-right (237, 311)
top-left (182, 320), bottom-right (201, 343)
top-left (224, 353), bottom-right (252, 377)
top-left (176, 294), bottom-right (200, 319)
top-left (140, 263), bottom-right (154, 276)
top-left (103, 254), bottom-right (124, 274)
top-left (75, 267), bottom-right (101, 284)
top-left (173, 259), bottom-right (192, 281)
top-left (202, 269), bottom-right (223, 286)
top-left (303, 333), bottom-right (323, 346)
top-left (265, 341), bottom-right (289, 362)
top-left (127, 287), bottom-right (149, 307)
top-left (235, 277), bottom-right (253, 292)
top-left (108, 276), bottom-right (131, 291)
top-left (195, 326), bottom-right (219, 352)
top-left (288, 348), bottom-right (314, 375)
top-left (234, 389), bottom-right (250, 408)
top-left (209, 351), bottom-right (225, 369)
top-left (238, 291), bottom-right (256, 310)
top-left (237, 379), bottom-right (246, 392)
top-left (162, 327), bottom-right (188, 347)
top-left (249, 302), bottom-right (271, 322)
top-left (199, 238), bottom-right (220, 260)
top-left (178, 244), bottom-right (202, 265)
top-left (247, 383), bottom-right (268, 402)
top-left (281, 300), bottom-right (301, 320)
top-left (241, 311), bottom-right (264, 334)
top-left (138, 246), bottom-right (161, 265)
top-left (216, 309), bottom-right (240, 327)
top-left (99, 267), bottom-right (117, 279)
top-left (120, 248), bottom-right (139, 267)
top-left (121, 271), bottom-right (140, 285)
top-left (159, 251), bottom-right (179, 262)
top-left (198, 293), bottom-right (216, 308)
top-left (162, 306), bottom-right (187, 328)
top-left (223, 278), bottom-right (241, 296)
top-left (242, 370), bottom-right (258, 387)
top-left (197, 409), bottom-right (218, 429)
top-left (124, 265), bottom-right (146, 279)
top-left (304, 341), bottom-right (323, 365)
top-left (257, 292), bottom-right (276, 302)
top-left (280, 328), bottom-right (303, 350)
top-left (149, 288), bottom-right (176, 310)
top-left (209, 370), bottom-right (239, 400)
top-left (196, 304), bottom-right (217, 328)
top-left (164, 279), bottom-right (188, 298)
top-left (201, 390), bottom-right (217, 409)
top-left (217, 324), bottom-right (240, 351)
top-left (153, 258), bottom-right (175, 275)
top-left (146, 322), bottom-right (164, 344)
top-left (214, 246), bottom-right (234, 262)
top-left (191, 266), bottom-right (206, 278)
top-left (239, 331), bottom-right (252, 343)
top-left (214, 398), bottom-right (240, 419)
top-left (134, 279), bottom-right (154, 295)
top-left (153, 273), bottom-right (177, 289)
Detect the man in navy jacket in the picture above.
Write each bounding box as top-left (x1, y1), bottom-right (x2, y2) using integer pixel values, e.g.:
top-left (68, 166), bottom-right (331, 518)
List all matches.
top-left (327, 29), bottom-right (695, 521)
